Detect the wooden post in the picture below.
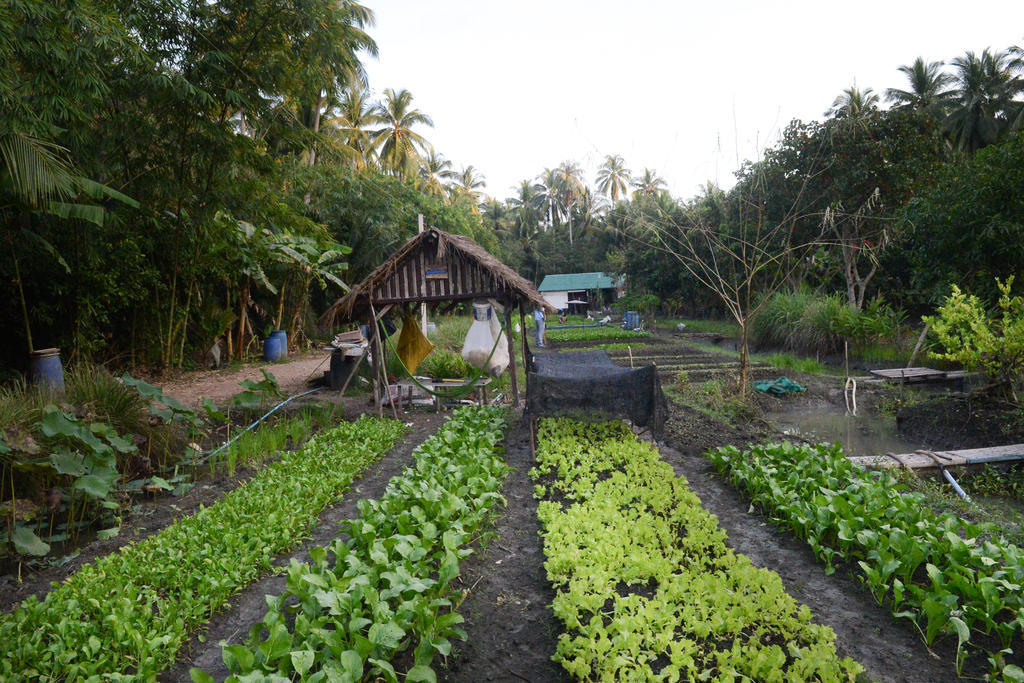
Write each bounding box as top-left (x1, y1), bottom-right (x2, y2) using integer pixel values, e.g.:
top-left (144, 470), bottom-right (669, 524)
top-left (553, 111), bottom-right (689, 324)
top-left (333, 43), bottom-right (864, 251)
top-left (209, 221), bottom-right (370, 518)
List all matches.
top-left (418, 214), bottom-right (427, 333)
top-left (505, 305), bottom-right (519, 405)
top-left (368, 315), bottom-right (381, 417)
top-left (369, 300), bottom-right (399, 420)
top-left (907, 323), bottom-right (930, 369)
top-left (519, 305), bottom-right (531, 400)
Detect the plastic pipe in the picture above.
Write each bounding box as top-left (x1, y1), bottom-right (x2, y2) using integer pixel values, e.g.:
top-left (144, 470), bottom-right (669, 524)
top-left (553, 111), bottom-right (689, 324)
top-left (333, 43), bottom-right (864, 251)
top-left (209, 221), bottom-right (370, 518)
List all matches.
top-left (203, 386), bottom-right (324, 463)
top-left (941, 467), bottom-right (972, 502)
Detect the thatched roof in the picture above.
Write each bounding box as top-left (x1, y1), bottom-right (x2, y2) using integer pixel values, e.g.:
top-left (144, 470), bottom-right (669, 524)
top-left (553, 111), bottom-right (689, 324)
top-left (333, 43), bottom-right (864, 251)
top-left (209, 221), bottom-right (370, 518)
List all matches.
top-left (320, 227), bottom-right (553, 327)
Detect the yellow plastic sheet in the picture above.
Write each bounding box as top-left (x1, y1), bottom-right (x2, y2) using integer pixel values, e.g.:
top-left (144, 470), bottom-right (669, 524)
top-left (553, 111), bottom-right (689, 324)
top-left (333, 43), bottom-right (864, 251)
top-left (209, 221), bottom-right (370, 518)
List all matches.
top-left (396, 314), bottom-right (435, 374)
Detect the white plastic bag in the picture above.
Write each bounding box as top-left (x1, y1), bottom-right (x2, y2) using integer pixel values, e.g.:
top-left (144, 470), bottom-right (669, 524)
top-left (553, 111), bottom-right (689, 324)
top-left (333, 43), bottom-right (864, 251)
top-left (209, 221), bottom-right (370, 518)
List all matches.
top-left (460, 302), bottom-right (509, 377)
top-left (486, 310), bottom-right (510, 377)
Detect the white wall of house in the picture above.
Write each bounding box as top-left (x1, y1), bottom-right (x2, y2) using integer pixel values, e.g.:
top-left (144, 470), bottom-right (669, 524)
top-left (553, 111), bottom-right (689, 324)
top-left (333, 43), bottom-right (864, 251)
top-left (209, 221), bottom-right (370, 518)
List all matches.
top-left (542, 291), bottom-right (569, 309)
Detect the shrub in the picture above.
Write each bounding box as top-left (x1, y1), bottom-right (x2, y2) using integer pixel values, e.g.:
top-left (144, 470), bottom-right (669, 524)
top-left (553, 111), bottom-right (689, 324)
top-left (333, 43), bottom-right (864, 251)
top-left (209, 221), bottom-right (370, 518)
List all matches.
top-left (925, 277), bottom-right (1024, 401)
top-left (751, 290), bottom-right (905, 356)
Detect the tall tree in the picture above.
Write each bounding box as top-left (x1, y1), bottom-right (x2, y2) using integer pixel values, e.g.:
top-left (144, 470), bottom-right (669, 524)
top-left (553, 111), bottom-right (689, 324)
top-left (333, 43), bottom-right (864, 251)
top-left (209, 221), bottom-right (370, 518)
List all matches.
top-left (946, 49), bottom-right (1022, 153)
top-left (557, 161), bottom-right (585, 245)
top-left (826, 85), bottom-right (880, 119)
top-left (453, 164), bottom-right (487, 205)
top-left (371, 88), bottom-right (434, 178)
top-left (535, 167), bottom-right (564, 230)
top-left (418, 150), bottom-right (455, 199)
top-left (632, 168), bottom-right (667, 199)
top-left (291, 0), bottom-right (377, 167)
top-left (330, 88), bottom-right (380, 168)
top-left (595, 154), bottom-right (631, 202)
top-left (885, 58), bottom-right (954, 116)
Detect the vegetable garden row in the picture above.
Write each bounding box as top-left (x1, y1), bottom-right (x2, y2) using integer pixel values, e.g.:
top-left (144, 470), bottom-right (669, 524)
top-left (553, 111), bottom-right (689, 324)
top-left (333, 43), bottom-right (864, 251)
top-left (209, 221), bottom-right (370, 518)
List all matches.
top-left (0, 415), bottom-right (405, 679)
top-left (531, 418), bottom-right (863, 681)
top-left (710, 442), bottom-right (1024, 680)
top-left (194, 405), bottom-right (509, 682)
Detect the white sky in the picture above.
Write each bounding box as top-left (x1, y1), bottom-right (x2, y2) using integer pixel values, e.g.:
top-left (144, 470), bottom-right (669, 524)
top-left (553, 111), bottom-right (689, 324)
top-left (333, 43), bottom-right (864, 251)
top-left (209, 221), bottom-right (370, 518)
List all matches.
top-left (362, 0), bottom-right (1023, 203)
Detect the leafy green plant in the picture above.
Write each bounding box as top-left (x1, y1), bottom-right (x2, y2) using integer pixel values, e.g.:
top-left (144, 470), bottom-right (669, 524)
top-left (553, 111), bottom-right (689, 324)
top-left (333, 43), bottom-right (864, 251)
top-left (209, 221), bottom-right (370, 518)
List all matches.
top-left (64, 364), bottom-right (146, 435)
top-left (230, 368), bottom-right (285, 411)
top-left (199, 406), bottom-right (508, 682)
top-left (545, 327), bottom-right (650, 343)
top-left (531, 419), bottom-right (862, 681)
top-left (213, 405), bottom-right (333, 475)
top-left (708, 441), bottom-right (1024, 678)
top-left (925, 277), bottom-right (1024, 402)
top-left (418, 348), bottom-right (472, 379)
top-left (751, 290), bottom-right (905, 356)
top-left (0, 415), bottom-right (404, 680)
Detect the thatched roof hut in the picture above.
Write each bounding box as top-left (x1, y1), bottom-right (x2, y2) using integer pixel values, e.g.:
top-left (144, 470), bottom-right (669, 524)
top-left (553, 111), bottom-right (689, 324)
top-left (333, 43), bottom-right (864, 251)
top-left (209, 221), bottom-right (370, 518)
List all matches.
top-left (320, 227), bottom-right (552, 327)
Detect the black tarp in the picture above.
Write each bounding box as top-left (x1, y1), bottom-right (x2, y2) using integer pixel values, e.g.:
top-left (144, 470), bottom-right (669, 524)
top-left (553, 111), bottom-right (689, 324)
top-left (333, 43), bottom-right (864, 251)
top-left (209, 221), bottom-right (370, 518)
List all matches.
top-left (525, 350), bottom-right (667, 437)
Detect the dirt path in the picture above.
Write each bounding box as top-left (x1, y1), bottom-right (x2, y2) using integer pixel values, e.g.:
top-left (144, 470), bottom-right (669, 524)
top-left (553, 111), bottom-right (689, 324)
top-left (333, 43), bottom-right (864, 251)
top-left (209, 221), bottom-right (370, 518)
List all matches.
top-left (441, 415), bottom-right (567, 683)
top-left (159, 351), bottom-right (333, 408)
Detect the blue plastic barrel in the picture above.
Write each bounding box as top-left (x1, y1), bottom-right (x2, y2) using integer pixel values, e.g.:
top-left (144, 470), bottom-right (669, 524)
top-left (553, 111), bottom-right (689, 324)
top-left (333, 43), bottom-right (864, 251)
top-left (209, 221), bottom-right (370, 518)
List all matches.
top-left (270, 330), bottom-right (287, 359)
top-left (264, 334), bottom-right (283, 362)
top-left (31, 348), bottom-right (65, 391)
top-left (624, 311), bottom-right (640, 329)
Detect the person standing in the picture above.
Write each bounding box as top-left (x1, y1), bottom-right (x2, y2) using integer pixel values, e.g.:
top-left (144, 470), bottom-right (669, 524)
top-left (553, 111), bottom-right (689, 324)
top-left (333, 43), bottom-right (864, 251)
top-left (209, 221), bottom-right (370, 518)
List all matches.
top-left (534, 306), bottom-right (546, 348)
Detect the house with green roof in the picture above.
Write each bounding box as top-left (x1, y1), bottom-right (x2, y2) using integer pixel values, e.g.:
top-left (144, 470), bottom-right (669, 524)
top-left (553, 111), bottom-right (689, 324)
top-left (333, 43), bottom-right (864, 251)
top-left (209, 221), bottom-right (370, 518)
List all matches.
top-left (537, 272), bottom-right (624, 313)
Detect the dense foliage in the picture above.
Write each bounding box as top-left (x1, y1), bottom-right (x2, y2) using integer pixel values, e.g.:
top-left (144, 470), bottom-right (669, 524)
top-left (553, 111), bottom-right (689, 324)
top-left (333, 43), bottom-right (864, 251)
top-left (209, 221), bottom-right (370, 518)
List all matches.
top-left (710, 441), bottom-right (1024, 678)
top-left (0, 415), bottom-right (404, 679)
top-left (200, 405), bottom-right (507, 682)
top-left (0, 0), bottom-right (487, 373)
top-left (532, 419), bottom-right (862, 680)
top-left (926, 278), bottom-right (1024, 400)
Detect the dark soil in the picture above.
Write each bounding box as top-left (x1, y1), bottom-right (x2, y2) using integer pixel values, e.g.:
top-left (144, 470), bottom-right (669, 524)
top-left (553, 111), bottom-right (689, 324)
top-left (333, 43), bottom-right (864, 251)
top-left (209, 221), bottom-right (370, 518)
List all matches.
top-left (439, 414), bottom-right (567, 683)
top-left (898, 393), bottom-right (1024, 449)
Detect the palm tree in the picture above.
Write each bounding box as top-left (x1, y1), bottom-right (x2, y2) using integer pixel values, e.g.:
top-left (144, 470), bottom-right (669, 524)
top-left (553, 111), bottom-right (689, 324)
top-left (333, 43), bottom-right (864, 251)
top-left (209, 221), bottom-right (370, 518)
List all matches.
top-left (557, 160), bottom-right (586, 245)
top-left (826, 85), bottom-right (880, 119)
top-left (535, 167), bottom-right (564, 230)
top-left (370, 88), bottom-right (434, 178)
top-left (632, 168), bottom-right (667, 199)
top-left (294, 1), bottom-right (377, 167)
top-left (595, 154), bottom-right (631, 202)
top-left (945, 49), bottom-right (1021, 153)
top-left (507, 180), bottom-right (544, 281)
top-left (481, 197), bottom-right (506, 232)
top-left (331, 88), bottom-right (380, 166)
top-left (319, 87), bottom-right (379, 168)
top-left (885, 57), bottom-right (954, 116)
top-left (452, 164), bottom-right (487, 205)
top-left (418, 150), bottom-right (455, 199)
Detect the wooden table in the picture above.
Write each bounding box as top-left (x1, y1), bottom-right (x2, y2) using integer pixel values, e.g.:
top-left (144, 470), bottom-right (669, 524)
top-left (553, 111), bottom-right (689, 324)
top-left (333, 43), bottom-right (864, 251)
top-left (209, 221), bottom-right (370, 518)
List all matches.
top-left (394, 376), bottom-right (493, 411)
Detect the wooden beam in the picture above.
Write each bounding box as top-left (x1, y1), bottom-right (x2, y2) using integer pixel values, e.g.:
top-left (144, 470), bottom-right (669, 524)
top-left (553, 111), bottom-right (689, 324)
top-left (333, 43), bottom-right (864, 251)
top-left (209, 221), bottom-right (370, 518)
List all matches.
top-left (372, 292), bottom-right (503, 306)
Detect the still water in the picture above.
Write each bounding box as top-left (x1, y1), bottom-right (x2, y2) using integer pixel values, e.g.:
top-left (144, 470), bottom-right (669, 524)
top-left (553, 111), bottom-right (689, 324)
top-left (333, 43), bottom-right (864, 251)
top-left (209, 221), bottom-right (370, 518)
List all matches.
top-left (765, 407), bottom-right (928, 458)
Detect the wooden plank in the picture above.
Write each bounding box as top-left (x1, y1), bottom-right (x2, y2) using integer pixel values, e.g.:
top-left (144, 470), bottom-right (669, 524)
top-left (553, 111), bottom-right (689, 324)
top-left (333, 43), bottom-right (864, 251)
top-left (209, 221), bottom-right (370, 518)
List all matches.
top-left (850, 444), bottom-right (1024, 470)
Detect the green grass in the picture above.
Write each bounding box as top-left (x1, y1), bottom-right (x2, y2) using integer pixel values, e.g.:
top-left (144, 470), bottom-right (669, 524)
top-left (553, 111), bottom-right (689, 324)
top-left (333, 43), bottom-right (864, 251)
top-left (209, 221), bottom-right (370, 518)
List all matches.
top-left (757, 352), bottom-right (829, 375)
top-left (665, 375), bottom-right (755, 424)
top-left (212, 404), bottom-right (337, 475)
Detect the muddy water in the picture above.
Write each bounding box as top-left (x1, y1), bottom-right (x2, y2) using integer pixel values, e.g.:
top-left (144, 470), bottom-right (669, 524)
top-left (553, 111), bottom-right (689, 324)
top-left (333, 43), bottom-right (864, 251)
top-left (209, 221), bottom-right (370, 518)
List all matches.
top-left (766, 406), bottom-right (929, 457)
